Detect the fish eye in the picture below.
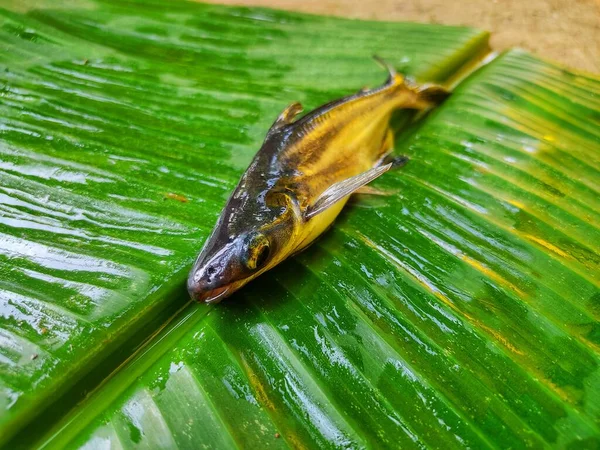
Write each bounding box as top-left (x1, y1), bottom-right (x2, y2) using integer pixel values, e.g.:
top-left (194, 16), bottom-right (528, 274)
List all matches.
top-left (243, 233), bottom-right (270, 270)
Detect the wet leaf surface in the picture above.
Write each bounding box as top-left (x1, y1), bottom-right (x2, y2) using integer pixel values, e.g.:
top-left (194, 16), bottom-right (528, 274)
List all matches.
top-left (1, 0), bottom-right (599, 448)
top-left (0, 0), bottom-right (489, 446)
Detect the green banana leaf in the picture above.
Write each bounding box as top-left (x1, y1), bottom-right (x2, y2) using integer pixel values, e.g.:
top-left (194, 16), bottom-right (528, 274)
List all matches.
top-left (0, 0), bottom-right (488, 445)
top-left (35, 49), bottom-right (600, 449)
top-left (1, 0), bottom-right (600, 449)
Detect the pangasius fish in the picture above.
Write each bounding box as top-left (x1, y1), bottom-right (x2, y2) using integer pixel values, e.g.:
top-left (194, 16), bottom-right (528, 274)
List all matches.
top-left (188, 59), bottom-right (448, 303)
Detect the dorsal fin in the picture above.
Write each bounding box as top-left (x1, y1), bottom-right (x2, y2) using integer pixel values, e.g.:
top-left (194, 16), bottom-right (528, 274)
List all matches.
top-left (267, 102), bottom-right (303, 135)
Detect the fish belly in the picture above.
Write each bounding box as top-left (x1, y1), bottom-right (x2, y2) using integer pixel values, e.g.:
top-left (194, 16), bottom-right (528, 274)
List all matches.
top-left (295, 198), bottom-right (348, 253)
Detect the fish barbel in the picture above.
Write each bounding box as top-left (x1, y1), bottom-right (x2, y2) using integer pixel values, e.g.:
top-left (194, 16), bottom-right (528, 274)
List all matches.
top-left (188, 58), bottom-right (448, 303)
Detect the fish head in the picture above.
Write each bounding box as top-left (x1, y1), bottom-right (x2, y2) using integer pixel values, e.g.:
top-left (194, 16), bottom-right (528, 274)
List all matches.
top-left (187, 190), bottom-right (303, 303)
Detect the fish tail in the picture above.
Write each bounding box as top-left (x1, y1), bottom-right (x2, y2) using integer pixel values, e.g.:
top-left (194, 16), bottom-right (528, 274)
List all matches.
top-left (372, 55), bottom-right (451, 109)
top-left (414, 83), bottom-right (451, 105)
top-left (394, 79), bottom-right (451, 110)
top-left (372, 55), bottom-right (450, 109)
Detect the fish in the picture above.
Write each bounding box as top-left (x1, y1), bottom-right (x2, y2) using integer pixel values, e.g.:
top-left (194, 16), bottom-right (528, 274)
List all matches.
top-left (187, 58), bottom-right (449, 303)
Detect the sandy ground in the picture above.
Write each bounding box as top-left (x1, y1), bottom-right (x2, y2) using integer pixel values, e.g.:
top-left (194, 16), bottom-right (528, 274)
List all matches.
top-left (204, 0), bottom-right (600, 74)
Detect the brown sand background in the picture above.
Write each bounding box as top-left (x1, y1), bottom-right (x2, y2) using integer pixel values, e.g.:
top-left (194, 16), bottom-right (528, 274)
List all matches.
top-left (204, 0), bottom-right (600, 74)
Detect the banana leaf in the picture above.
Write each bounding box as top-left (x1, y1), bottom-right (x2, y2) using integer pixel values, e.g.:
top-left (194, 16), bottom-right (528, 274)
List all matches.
top-left (2, 0), bottom-right (600, 449)
top-left (32, 49), bottom-right (600, 449)
top-left (0, 0), bottom-right (489, 445)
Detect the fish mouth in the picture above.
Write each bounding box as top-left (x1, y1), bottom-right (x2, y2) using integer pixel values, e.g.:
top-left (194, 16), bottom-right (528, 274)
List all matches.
top-left (187, 269), bottom-right (234, 304)
top-left (199, 286), bottom-right (231, 304)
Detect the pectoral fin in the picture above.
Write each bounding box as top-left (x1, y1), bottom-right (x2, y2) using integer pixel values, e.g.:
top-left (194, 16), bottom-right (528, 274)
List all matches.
top-left (305, 163), bottom-right (393, 220)
top-left (354, 185), bottom-right (392, 196)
